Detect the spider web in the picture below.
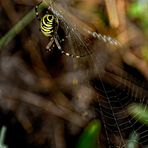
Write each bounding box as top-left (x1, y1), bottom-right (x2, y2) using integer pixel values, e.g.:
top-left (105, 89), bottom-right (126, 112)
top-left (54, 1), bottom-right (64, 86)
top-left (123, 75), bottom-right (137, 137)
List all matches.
top-left (93, 66), bottom-right (148, 147)
top-left (44, 0), bottom-right (148, 147)
top-left (46, 0), bottom-right (120, 58)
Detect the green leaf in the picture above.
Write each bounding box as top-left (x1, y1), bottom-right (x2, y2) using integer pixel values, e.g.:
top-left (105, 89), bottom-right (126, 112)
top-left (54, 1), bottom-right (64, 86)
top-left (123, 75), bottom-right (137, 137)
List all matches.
top-left (76, 120), bottom-right (101, 148)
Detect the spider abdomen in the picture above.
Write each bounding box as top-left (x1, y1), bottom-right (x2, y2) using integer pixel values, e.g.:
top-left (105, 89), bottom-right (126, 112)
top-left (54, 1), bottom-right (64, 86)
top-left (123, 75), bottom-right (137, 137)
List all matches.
top-left (40, 14), bottom-right (58, 37)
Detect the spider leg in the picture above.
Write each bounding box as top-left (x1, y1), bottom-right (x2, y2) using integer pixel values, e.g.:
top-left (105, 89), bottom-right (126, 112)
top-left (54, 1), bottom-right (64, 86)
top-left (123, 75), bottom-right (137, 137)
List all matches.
top-left (35, 1), bottom-right (42, 21)
top-left (46, 37), bottom-right (54, 51)
top-left (47, 0), bottom-right (55, 11)
top-left (54, 37), bottom-right (80, 58)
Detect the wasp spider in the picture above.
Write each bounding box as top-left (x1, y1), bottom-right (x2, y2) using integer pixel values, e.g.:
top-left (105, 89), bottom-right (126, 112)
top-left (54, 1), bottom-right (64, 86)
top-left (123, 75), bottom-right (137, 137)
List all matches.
top-left (35, 1), bottom-right (81, 58)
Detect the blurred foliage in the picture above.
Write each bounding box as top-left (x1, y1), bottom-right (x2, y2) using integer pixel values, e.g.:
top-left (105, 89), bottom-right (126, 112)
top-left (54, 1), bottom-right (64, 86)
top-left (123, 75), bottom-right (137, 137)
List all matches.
top-left (127, 132), bottom-right (139, 148)
top-left (128, 103), bottom-right (148, 125)
top-left (141, 45), bottom-right (148, 62)
top-left (0, 0), bottom-right (148, 148)
top-left (0, 126), bottom-right (7, 148)
top-left (76, 120), bottom-right (101, 148)
top-left (0, 2), bottom-right (46, 49)
top-left (128, 0), bottom-right (148, 34)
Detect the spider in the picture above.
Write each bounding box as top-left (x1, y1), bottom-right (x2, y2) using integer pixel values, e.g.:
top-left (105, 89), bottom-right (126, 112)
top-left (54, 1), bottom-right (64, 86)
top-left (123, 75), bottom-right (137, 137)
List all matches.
top-left (35, 1), bottom-right (81, 58)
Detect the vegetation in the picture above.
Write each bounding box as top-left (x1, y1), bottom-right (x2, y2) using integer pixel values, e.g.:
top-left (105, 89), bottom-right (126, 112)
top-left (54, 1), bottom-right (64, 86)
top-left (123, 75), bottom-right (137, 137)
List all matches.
top-left (0, 0), bottom-right (148, 147)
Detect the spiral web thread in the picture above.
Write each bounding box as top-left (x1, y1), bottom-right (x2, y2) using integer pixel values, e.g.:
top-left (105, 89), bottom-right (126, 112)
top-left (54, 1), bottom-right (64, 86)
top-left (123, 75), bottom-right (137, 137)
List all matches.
top-left (44, 0), bottom-right (148, 147)
top-left (93, 64), bottom-right (148, 147)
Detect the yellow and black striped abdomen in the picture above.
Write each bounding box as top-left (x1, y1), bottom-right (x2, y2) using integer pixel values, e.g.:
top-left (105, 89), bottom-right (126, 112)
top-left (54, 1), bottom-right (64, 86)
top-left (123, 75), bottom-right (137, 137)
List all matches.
top-left (40, 14), bottom-right (55, 37)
